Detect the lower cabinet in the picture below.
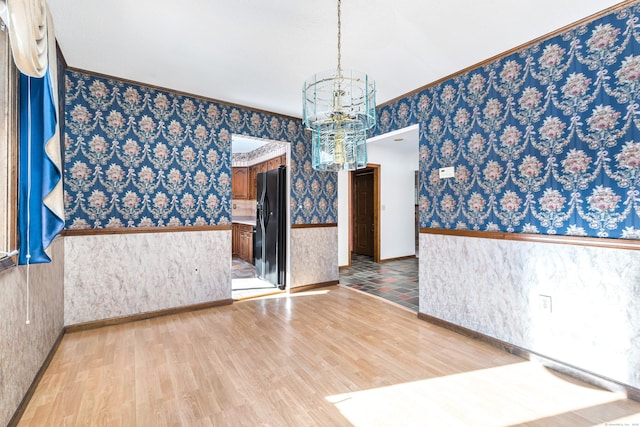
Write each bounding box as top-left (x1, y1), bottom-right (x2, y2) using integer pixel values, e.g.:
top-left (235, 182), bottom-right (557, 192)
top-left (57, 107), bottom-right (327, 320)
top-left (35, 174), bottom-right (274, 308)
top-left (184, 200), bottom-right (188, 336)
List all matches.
top-left (239, 227), bottom-right (253, 263)
top-left (232, 223), bottom-right (240, 256)
top-left (232, 223), bottom-right (253, 263)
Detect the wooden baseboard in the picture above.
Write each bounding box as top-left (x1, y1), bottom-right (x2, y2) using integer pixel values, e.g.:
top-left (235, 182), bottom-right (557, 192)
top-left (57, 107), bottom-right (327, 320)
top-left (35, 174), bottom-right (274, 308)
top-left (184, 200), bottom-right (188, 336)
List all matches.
top-left (8, 329), bottom-right (65, 427)
top-left (417, 312), bottom-right (640, 402)
top-left (65, 299), bottom-right (234, 333)
top-left (10, 299), bottom-right (234, 425)
top-left (288, 280), bottom-right (339, 293)
top-left (379, 255), bottom-right (417, 263)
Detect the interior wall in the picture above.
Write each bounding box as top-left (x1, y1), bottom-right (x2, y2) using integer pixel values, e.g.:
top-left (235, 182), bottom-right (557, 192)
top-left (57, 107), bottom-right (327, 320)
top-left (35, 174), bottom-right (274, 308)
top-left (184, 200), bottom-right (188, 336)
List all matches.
top-left (63, 69), bottom-right (339, 324)
top-left (290, 227), bottom-right (338, 288)
top-left (420, 233), bottom-right (640, 389)
top-left (0, 238), bottom-right (64, 426)
top-left (337, 170), bottom-right (350, 267)
top-left (371, 2), bottom-right (640, 391)
top-left (63, 68), bottom-right (337, 227)
top-left (367, 131), bottom-right (419, 261)
top-left (64, 230), bottom-right (230, 326)
top-left (377, 4), bottom-right (640, 238)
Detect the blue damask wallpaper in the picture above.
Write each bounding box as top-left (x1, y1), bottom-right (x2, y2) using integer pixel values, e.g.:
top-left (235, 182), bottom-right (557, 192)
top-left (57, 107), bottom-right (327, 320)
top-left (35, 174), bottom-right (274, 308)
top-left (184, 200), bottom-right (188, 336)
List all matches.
top-left (375, 3), bottom-right (640, 239)
top-left (63, 70), bottom-right (337, 228)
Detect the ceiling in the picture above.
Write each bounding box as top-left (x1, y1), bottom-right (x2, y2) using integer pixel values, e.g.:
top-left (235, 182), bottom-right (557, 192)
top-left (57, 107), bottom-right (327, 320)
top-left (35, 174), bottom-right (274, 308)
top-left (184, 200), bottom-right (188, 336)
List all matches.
top-left (47, 0), bottom-right (624, 121)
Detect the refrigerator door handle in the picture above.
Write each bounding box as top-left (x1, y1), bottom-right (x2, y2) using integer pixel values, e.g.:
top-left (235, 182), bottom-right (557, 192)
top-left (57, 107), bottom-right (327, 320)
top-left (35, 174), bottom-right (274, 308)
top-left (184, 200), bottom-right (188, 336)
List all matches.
top-left (263, 196), bottom-right (270, 228)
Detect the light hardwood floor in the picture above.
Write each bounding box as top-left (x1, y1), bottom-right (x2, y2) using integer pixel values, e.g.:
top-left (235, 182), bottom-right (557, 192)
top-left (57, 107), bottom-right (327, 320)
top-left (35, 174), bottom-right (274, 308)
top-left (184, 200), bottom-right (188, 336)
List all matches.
top-left (18, 286), bottom-right (640, 426)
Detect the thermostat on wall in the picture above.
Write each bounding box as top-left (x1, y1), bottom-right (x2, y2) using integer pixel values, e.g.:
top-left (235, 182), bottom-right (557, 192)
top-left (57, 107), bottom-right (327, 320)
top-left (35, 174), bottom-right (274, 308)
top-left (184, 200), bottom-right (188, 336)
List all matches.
top-left (439, 166), bottom-right (455, 179)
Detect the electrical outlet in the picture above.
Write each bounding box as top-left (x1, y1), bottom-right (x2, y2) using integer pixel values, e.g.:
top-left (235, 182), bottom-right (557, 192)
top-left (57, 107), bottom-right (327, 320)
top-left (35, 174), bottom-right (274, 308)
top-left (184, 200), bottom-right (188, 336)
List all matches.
top-left (439, 166), bottom-right (455, 179)
top-left (539, 294), bottom-right (552, 314)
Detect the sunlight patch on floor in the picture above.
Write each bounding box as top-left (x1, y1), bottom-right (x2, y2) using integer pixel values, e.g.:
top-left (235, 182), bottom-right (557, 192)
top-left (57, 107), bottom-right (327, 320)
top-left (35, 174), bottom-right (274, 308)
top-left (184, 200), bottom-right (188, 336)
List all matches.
top-left (233, 288), bottom-right (331, 302)
top-left (326, 361), bottom-right (638, 427)
top-left (232, 277), bottom-right (275, 290)
top-left (232, 277), bottom-right (278, 300)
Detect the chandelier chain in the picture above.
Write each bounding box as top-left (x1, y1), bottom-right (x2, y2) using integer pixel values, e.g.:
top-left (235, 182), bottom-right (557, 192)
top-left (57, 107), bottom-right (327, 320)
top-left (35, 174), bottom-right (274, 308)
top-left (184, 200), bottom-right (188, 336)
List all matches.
top-left (302, 0), bottom-right (375, 171)
top-left (337, 0), bottom-right (341, 73)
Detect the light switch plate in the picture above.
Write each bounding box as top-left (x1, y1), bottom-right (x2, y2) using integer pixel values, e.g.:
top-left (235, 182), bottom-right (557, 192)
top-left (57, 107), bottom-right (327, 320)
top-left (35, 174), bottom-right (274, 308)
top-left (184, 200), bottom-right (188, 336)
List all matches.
top-left (439, 166), bottom-right (455, 179)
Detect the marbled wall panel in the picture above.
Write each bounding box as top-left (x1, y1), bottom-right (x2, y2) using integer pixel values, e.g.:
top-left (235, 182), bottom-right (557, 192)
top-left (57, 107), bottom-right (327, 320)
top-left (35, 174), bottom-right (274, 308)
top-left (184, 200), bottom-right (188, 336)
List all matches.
top-left (64, 230), bottom-right (230, 325)
top-left (420, 233), bottom-right (640, 389)
top-left (290, 227), bottom-right (338, 288)
top-left (0, 238), bottom-right (64, 426)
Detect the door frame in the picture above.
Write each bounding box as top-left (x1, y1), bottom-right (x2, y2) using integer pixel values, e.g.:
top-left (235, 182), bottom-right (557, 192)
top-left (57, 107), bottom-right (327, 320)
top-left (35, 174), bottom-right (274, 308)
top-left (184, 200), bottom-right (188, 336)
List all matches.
top-left (350, 164), bottom-right (380, 263)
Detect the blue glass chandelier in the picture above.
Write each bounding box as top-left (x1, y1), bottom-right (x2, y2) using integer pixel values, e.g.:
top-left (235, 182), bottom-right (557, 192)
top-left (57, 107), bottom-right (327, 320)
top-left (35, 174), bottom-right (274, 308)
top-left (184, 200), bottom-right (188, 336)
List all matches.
top-left (302, 0), bottom-right (376, 171)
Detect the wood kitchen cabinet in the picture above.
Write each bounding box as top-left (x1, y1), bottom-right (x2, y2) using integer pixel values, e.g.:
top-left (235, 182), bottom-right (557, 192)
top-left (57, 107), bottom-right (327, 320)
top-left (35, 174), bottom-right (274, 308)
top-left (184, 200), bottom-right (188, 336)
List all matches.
top-left (232, 223), bottom-right (240, 255)
top-left (249, 161), bottom-right (267, 200)
top-left (232, 223), bottom-right (253, 263)
top-left (239, 226), bottom-right (253, 263)
top-left (267, 156), bottom-right (281, 171)
top-left (249, 165), bottom-right (258, 201)
top-left (244, 155), bottom-right (287, 200)
top-left (232, 167), bottom-right (249, 199)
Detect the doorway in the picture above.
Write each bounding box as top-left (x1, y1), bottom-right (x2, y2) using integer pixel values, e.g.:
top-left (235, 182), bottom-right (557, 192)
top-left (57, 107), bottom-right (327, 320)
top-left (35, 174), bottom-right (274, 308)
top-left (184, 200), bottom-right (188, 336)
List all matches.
top-left (231, 136), bottom-right (290, 300)
top-left (351, 165), bottom-right (380, 263)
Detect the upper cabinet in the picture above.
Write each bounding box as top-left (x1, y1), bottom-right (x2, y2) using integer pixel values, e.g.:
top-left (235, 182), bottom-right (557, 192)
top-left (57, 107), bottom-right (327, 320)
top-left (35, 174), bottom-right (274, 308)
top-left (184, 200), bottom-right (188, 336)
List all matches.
top-left (267, 155), bottom-right (282, 171)
top-left (234, 154), bottom-right (286, 200)
top-left (248, 163), bottom-right (263, 201)
top-left (232, 167), bottom-right (249, 199)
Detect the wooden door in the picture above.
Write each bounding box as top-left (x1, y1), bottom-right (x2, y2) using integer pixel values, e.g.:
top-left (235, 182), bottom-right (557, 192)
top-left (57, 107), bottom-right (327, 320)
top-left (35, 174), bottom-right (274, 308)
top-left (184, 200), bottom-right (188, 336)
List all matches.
top-left (353, 170), bottom-right (374, 256)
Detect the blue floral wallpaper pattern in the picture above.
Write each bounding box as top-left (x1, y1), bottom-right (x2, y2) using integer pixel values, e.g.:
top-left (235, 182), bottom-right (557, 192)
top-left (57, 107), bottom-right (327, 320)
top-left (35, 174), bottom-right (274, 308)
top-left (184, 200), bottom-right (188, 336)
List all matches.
top-left (375, 3), bottom-right (640, 239)
top-left (63, 70), bottom-right (337, 229)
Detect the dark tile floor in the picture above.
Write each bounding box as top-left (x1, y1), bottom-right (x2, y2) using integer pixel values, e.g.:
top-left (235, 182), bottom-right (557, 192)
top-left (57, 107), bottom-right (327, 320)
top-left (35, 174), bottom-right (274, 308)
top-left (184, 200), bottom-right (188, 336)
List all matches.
top-left (339, 253), bottom-right (419, 312)
top-left (231, 256), bottom-right (257, 280)
top-left (232, 253), bottom-right (419, 311)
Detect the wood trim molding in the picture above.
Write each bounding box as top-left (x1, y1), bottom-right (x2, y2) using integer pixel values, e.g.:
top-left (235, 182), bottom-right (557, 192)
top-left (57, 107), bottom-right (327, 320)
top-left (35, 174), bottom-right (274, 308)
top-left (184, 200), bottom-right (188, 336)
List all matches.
top-left (1, 29), bottom-right (19, 273)
top-left (64, 299), bottom-right (233, 333)
top-left (378, 1), bottom-right (636, 109)
top-left (291, 223), bottom-right (337, 229)
top-left (8, 329), bottom-right (65, 427)
top-left (417, 312), bottom-right (640, 402)
top-left (288, 280), bottom-right (339, 293)
top-left (350, 165), bottom-right (381, 262)
top-left (56, 41), bottom-right (68, 70)
top-left (66, 66), bottom-right (303, 121)
top-left (64, 225), bottom-right (230, 237)
top-left (371, 164), bottom-right (381, 263)
top-left (379, 255), bottom-right (417, 263)
top-left (420, 227), bottom-right (640, 251)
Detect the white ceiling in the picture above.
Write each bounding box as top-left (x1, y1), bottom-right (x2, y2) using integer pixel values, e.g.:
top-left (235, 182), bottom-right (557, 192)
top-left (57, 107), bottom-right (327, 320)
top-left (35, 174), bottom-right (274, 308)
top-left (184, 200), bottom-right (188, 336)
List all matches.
top-left (231, 135), bottom-right (269, 153)
top-left (46, 0), bottom-right (624, 120)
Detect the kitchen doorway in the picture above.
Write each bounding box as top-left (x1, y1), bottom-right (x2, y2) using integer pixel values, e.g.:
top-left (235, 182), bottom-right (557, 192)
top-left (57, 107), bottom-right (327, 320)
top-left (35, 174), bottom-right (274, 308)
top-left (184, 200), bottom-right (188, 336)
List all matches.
top-left (230, 136), bottom-right (290, 300)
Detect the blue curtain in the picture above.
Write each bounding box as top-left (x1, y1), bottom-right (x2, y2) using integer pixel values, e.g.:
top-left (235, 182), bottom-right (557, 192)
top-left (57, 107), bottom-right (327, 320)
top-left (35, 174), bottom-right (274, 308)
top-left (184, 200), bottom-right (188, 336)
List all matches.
top-left (18, 70), bottom-right (64, 265)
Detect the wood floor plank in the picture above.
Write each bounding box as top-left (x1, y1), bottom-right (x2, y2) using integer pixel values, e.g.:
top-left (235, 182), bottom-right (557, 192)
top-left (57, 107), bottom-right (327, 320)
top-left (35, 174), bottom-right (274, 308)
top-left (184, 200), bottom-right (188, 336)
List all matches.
top-left (16, 286), bottom-right (640, 426)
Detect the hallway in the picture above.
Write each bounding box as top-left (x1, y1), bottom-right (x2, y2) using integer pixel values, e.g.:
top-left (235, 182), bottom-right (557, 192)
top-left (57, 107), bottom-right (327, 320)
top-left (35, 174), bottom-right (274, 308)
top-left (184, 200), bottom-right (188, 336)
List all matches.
top-left (339, 254), bottom-right (419, 312)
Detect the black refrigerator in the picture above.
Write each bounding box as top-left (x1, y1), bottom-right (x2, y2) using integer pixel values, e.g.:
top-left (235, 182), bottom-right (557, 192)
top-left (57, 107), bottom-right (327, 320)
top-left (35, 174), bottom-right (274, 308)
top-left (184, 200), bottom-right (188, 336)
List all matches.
top-left (255, 165), bottom-right (286, 289)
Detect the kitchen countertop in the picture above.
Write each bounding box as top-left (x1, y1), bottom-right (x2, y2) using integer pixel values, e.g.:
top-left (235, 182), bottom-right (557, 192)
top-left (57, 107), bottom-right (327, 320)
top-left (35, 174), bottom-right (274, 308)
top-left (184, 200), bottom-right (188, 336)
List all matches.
top-left (232, 216), bottom-right (256, 226)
